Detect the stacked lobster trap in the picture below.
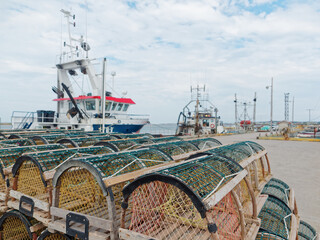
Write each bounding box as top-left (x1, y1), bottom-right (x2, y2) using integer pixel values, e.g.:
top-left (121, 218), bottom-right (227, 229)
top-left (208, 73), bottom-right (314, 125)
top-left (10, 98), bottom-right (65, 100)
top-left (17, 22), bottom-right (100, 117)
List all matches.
top-left (47, 138), bottom-right (220, 239)
top-left (0, 133), bottom-right (317, 240)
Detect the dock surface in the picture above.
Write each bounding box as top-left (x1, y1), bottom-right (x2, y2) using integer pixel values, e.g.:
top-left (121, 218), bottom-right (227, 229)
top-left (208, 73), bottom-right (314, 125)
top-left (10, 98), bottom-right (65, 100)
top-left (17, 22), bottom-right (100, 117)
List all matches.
top-left (215, 132), bottom-right (320, 232)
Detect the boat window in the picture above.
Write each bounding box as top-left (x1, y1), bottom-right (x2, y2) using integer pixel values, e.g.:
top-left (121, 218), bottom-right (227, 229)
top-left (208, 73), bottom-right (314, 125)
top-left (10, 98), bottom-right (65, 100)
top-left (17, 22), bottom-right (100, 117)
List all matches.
top-left (86, 100), bottom-right (96, 110)
top-left (111, 102), bottom-right (117, 111)
top-left (105, 102), bottom-right (112, 111)
top-left (117, 103), bottom-right (123, 111)
top-left (68, 102), bottom-right (73, 109)
top-left (123, 104), bottom-right (129, 111)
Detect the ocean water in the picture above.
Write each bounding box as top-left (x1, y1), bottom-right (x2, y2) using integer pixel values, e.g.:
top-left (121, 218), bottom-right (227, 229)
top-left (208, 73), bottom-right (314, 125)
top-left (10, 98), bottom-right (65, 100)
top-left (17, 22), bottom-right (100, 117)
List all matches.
top-left (0, 125), bottom-right (11, 130)
top-left (140, 123), bottom-right (177, 135)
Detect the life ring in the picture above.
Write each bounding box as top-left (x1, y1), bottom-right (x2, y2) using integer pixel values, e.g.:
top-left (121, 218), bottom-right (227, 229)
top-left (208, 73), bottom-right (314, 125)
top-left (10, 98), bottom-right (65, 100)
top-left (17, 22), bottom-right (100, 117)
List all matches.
top-left (118, 120), bottom-right (121, 123)
top-left (210, 124), bottom-right (215, 128)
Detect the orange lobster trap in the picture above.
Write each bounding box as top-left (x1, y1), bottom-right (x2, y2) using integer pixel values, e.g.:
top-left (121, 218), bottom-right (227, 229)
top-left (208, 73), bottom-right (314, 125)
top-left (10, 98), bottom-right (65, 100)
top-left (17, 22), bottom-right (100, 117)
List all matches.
top-left (120, 154), bottom-right (260, 240)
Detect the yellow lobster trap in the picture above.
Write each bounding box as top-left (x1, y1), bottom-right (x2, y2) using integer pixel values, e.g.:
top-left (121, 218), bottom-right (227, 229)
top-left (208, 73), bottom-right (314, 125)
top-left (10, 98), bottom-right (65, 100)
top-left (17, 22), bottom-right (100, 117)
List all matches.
top-left (37, 229), bottom-right (73, 240)
top-left (7, 145), bottom-right (115, 225)
top-left (0, 144), bottom-right (66, 214)
top-left (0, 210), bottom-right (45, 240)
top-left (120, 154), bottom-right (260, 240)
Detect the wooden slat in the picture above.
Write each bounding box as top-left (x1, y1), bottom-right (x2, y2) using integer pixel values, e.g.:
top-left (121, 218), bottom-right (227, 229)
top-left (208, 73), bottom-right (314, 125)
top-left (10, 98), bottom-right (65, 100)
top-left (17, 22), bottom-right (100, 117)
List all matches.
top-left (9, 190), bottom-right (49, 211)
top-left (48, 219), bottom-right (110, 240)
top-left (7, 200), bottom-right (51, 225)
top-left (204, 169), bottom-right (248, 209)
top-left (119, 228), bottom-right (157, 240)
top-left (239, 150), bottom-right (267, 168)
top-left (50, 206), bottom-right (114, 231)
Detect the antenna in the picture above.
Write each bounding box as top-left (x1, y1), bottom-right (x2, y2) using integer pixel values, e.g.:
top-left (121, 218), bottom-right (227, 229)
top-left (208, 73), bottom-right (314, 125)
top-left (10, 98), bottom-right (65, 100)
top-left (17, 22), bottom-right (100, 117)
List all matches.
top-left (234, 93), bottom-right (238, 130)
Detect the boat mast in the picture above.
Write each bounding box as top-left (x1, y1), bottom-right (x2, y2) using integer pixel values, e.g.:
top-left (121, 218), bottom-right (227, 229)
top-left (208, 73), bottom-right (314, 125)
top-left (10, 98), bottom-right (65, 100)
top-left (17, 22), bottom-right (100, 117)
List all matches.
top-left (102, 58), bottom-right (107, 133)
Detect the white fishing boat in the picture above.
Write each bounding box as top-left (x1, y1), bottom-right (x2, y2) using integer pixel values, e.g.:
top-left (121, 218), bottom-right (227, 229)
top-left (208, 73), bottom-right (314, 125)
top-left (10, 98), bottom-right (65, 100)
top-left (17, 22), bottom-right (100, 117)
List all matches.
top-left (176, 85), bottom-right (224, 135)
top-left (11, 9), bottom-right (149, 133)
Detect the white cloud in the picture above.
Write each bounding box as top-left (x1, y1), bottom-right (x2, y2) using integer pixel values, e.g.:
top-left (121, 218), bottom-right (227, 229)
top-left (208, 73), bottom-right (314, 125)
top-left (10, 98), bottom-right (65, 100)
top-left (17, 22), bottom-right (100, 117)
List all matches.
top-left (0, 0), bottom-right (320, 123)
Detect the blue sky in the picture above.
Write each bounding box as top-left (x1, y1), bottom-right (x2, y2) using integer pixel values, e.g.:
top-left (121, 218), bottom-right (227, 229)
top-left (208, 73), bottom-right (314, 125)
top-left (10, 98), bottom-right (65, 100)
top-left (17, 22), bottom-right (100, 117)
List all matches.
top-left (0, 0), bottom-right (320, 123)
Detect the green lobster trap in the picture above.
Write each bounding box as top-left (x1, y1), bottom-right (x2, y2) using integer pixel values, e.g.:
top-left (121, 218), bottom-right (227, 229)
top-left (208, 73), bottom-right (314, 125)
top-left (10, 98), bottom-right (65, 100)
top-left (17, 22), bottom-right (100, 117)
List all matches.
top-left (0, 138), bottom-right (34, 148)
top-left (201, 141), bottom-right (271, 193)
top-left (258, 195), bottom-right (298, 240)
top-left (120, 154), bottom-right (260, 240)
top-left (297, 220), bottom-right (318, 240)
top-left (57, 136), bottom-right (116, 148)
top-left (261, 178), bottom-right (297, 214)
top-left (7, 145), bottom-right (115, 225)
top-left (0, 210), bottom-right (45, 240)
top-left (186, 137), bottom-right (222, 150)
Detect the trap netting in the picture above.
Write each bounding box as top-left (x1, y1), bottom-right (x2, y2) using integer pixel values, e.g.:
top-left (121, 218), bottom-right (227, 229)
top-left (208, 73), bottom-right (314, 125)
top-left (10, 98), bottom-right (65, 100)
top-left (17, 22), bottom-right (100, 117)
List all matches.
top-left (261, 178), bottom-right (290, 206)
top-left (0, 144), bottom-right (65, 169)
top-left (111, 133), bottom-right (154, 139)
top-left (10, 145), bottom-right (115, 205)
top-left (187, 138), bottom-right (222, 150)
top-left (38, 229), bottom-right (72, 240)
top-left (56, 137), bottom-right (99, 147)
top-left (101, 139), bottom-right (141, 151)
top-left (256, 232), bottom-right (286, 239)
top-left (297, 220), bottom-right (318, 240)
top-left (28, 134), bottom-right (67, 145)
top-left (258, 196), bottom-right (292, 239)
top-left (0, 210), bottom-right (45, 239)
top-left (121, 155), bottom-right (246, 240)
top-left (0, 133), bottom-right (6, 141)
top-left (73, 148), bottom-right (173, 178)
top-left (0, 138), bottom-right (34, 148)
top-left (155, 155), bottom-right (243, 198)
top-left (152, 136), bottom-right (182, 143)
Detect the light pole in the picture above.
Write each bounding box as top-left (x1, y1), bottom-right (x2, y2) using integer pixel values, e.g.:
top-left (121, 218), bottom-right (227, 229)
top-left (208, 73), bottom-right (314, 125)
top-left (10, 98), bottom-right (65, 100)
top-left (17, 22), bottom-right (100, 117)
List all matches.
top-left (266, 77), bottom-right (273, 133)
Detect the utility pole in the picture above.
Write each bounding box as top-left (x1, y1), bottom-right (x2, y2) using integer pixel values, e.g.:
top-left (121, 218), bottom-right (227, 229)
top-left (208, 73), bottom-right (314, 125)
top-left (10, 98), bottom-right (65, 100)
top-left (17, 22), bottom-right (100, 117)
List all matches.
top-left (234, 94), bottom-right (238, 130)
top-left (253, 92), bottom-right (257, 129)
top-left (266, 78), bottom-right (273, 133)
top-left (284, 93), bottom-right (290, 121)
top-left (292, 96), bottom-right (294, 123)
top-left (306, 109), bottom-right (313, 124)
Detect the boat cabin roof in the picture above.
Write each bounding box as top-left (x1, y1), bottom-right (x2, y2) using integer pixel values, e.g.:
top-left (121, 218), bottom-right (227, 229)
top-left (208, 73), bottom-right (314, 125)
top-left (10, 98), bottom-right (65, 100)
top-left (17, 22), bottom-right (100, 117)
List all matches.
top-left (53, 95), bottom-right (135, 104)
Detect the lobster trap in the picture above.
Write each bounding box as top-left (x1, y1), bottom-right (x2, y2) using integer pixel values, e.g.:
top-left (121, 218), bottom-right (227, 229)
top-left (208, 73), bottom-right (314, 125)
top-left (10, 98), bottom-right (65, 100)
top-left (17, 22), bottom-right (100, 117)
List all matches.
top-left (120, 153), bottom-right (262, 240)
top-left (48, 148), bottom-right (175, 240)
top-left (0, 210), bottom-right (45, 240)
top-left (0, 138), bottom-right (34, 148)
top-left (187, 138), bottom-right (222, 150)
top-left (203, 141), bottom-right (271, 193)
top-left (37, 229), bottom-right (73, 240)
top-left (258, 195), bottom-right (297, 240)
top-left (7, 145), bottom-right (115, 225)
top-left (261, 178), bottom-right (297, 213)
top-left (297, 220), bottom-right (318, 240)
